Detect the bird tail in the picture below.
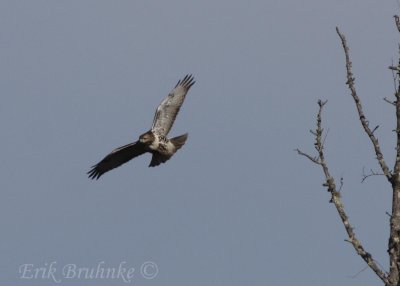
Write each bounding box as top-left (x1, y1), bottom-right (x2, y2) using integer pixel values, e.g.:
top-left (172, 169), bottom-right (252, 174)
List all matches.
top-left (148, 134), bottom-right (188, 167)
top-left (170, 133), bottom-right (188, 151)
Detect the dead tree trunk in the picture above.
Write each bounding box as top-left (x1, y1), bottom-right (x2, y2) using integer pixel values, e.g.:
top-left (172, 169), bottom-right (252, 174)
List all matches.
top-left (297, 20), bottom-right (400, 286)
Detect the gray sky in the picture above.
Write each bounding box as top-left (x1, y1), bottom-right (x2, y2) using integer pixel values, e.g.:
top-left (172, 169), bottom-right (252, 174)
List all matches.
top-left (1, 1), bottom-right (398, 285)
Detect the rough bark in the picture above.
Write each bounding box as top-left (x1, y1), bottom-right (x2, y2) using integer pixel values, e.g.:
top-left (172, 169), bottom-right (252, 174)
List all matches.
top-left (297, 21), bottom-right (400, 285)
top-left (388, 59), bottom-right (400, 285)
top-left (296, 101), bottom-right (390, 286)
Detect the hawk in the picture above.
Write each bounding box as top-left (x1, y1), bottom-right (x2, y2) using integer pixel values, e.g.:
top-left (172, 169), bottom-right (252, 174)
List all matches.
top-left (87, 74), bottom-right (195, 180)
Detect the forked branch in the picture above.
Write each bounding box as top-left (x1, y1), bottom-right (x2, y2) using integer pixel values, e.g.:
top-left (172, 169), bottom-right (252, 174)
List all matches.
top-left (297, 101), bottom-right (390, 285)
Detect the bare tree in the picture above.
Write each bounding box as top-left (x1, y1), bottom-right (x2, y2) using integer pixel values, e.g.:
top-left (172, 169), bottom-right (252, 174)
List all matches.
top-left (297, 21), bottom-right (400, 286)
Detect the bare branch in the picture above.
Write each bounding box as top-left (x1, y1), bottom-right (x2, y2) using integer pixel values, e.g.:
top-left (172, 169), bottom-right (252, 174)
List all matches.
top-left (388, 31), bottom-right (400, 286)
top-left (298, 100), bottom-right (390, 286)
top-left (336, 27), bottom-right (393, 182)
top-left (384, 97), bottom-right (396, 106)
top-left (295, 148), bottom-right (320, 165)
top-left (361, 167), bottom-right (385, 183)
top-left (348, 265), bottom-right (369, 279)
top-left (371, 125), bottom-right (379, 134)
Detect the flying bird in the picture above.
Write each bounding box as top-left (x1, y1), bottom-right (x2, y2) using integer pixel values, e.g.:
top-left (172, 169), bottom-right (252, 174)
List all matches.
top-left (87, 74), bottom-right (195, 180)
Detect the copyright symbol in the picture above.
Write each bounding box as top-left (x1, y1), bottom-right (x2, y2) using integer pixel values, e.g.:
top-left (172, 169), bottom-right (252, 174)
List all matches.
top-left (140, 261), bottom-right (158, 279)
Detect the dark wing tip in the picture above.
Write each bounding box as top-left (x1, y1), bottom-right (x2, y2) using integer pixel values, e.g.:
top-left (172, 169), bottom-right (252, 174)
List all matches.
top-left (175, 74), bottom-right (195, 89)
top-left (87, 141), bottom-right (146, 180)
top-left (87, 164), bottom-right (103, 180)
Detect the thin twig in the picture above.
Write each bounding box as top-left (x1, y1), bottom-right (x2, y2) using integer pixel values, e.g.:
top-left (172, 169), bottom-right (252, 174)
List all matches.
top-left (295, 149), bottom-right (320, 165)
top-left (338, 177), bottom-right (344, 192)
top-left (322, 128), bottom-right (330, 147)
top-left (384, 97), bottom-right (396, 106)
top-left (371, 125), bottom-right (379, 134)
top-left (348, 265), bottom-right (369, 279)
top-left (361, 167), bottom-right (385, 183)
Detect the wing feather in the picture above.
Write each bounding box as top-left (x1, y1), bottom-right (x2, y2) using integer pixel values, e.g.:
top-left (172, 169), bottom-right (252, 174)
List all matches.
top-left (151, 74), bottom-right (195, 136)
top-left (149, 152), bottom-right (171, 167)
top-left (87, 141), bottom-right (147, 180)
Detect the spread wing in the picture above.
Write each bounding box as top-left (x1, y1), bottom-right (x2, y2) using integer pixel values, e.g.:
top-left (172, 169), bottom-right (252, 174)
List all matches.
top-left (151, 74), bottom-right (195, 136)
top-left (87, 141), bottom-right (147, 180)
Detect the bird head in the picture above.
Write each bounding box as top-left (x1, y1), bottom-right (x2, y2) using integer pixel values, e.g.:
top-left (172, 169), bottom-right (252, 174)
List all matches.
top-left (139, 131), bottom-right (155, 144)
